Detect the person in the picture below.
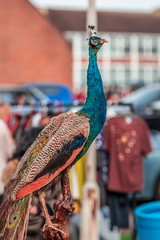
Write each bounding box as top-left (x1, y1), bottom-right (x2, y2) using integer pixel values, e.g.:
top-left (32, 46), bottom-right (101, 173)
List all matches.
top-left (0, 106), bottom-right (15, 204)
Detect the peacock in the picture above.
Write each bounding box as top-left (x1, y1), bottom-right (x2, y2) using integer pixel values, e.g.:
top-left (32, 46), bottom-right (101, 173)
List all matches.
top-left (0, 27), bottom-right (108, 240)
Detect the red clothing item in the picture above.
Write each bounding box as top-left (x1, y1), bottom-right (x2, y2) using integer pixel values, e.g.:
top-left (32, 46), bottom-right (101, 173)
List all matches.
top-left (104, 116), bottom-right (152, 193)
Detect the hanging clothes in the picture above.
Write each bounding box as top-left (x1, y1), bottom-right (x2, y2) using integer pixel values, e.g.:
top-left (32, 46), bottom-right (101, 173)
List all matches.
top-left (107, 190), bottom-right (129, 230)
top-left (96, 127), bottom-right (109, 206)
top-left (0, 119), bottom-right (15, 203)
top-left (104, 115), bottom-right (152, 193)
top-left (96, 127), bottom-right (109, 185)
top-left (69, 154), bottom-right (86, 201)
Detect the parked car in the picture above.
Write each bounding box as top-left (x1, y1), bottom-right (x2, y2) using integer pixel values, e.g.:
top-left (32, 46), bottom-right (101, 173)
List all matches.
top-left (22, 83), bottom-right (75, 106)
top-left (107, 84), bottom-right (160, 201)
top-left (108, 84), bottom-right (160, 130)
top-left (137, 130), bottom-right (160, 201)
top-left (121, 84), bottom-right (160, 113)
top-left (0, 85), bottom-right (49, 114)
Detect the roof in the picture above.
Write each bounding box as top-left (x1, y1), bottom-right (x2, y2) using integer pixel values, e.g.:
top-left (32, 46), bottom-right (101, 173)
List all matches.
top-left (46, 9), bottom-right (160, 34)
top-left (0, 0), bottom-right (72, 87)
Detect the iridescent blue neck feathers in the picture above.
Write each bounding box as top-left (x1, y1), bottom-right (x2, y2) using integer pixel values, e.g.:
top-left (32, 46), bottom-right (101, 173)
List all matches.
top-left (81, 41), bottom-right (106, 139)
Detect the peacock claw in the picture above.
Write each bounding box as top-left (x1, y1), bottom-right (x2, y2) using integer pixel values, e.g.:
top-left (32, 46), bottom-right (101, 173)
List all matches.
top-left (53, 199), bottom-right (75, 216)
top-left (41, 169), bottom-right (75, 239)
top-left (41, 222), bottom-right (65, 237)
top-left (41, 200), bottom-right (74, 239)
top-left (42, 226), bottom-right (64, 240)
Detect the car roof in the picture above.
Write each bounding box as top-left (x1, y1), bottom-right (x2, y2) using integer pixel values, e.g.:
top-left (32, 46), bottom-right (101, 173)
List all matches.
top-left (22, 82), bottom-right (71, 89)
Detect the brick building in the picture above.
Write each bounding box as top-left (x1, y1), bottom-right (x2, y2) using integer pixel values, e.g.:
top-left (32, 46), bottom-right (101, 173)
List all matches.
top-left (46, 10), bottom-right (160, 90)
top-left (0, 0), bottom-right (72, 87)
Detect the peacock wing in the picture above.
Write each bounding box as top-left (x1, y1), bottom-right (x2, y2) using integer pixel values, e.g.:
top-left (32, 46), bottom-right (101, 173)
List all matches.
top-left (13, 114), bottom-right (90, 200)
top-left (0, 113), bottom-right (77, 239)
top-left (12, 111), bottom-right (75, 180)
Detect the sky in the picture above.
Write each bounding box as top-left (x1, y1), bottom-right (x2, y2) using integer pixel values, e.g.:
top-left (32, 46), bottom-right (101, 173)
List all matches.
top-left (29, 0), bottom-right (160, 13)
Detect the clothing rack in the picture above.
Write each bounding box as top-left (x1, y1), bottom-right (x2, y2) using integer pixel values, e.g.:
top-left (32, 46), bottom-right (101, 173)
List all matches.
top-left (9, 103), bottom-right (84, 143)
top-left (111, 102), bottom-right (134, 113)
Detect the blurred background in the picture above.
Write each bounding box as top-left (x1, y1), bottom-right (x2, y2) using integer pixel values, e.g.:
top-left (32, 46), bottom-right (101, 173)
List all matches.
top-left (1, 0), bottom-right (160, 240)
top-left (1, 0), bottom-right (160, 105)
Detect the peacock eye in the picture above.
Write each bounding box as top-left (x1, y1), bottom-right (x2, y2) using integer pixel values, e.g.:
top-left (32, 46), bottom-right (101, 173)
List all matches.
top-left (91, 39), bottom-right (98, 46)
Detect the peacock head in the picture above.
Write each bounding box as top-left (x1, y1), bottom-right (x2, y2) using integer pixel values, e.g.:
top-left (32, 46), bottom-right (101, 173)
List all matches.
top-left (89, 36), bottom-right (108, 56)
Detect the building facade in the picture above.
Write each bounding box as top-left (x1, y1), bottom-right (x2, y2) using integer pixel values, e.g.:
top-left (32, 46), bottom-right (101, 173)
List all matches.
top-left (46, 10), bottom-right (160, 91)
top-left (0, 0), bottom-right (72, 87)
top-left (65, 31), bottom-right (160, 90)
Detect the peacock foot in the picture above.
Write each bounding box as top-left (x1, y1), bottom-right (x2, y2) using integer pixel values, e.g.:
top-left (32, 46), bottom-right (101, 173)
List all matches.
top-left (41, 201), bottom-right (72, 240)
top-left (41, 222), bottom-right (66, 240)
top-left (42, 227), bottom-right (66, 240)
top-left (41, 221), bottom-right (60, 233)
top-left (41, 168), bottom-right (75, 239)
top-left (53, 199), bottom-right (75, 219)
top-left (41, 218), bottom-right (70, 240)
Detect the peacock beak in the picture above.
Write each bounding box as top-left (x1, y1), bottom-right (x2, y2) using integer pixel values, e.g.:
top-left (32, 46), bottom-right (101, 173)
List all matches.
top-left (100, 39), bottom-right (108, 44)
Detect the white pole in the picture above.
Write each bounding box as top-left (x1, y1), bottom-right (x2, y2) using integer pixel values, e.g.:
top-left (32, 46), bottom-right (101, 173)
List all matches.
top-left (80, 1), bottom-right (100, 240)
top-left (86, 0), bottom-right (97, 32)
top-left (80, 141), bottom-right (100, 240)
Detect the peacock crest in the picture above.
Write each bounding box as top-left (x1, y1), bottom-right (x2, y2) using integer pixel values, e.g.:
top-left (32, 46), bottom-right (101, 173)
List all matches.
top-left (88, 25), bottom-right (97, 38)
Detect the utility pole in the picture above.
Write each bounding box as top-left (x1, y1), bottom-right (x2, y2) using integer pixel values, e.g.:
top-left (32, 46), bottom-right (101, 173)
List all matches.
top-left (80, 1), bottom-right (100, 240)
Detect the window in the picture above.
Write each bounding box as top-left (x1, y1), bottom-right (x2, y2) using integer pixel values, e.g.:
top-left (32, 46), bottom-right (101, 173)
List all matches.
top-left (152, 37), bottom-right (158, 55)
top-left (111, 36), bottom-right (117, 56)
top-left (144, 67), bottom-right (153, 84)
top-left (111, 66), bottom-right (125, 85)
top-left (124, 36), bottom-right (130, 55)
top-left (138, 36), bottom-right (145, 55)
top-left (139, 67), bottom-right (145, 81)
top-left (110, 34), bottom-right (130, 56)
top-left (81, 35), bottom-right (88, 57)
top-left (139, 66), bottom-right (159, 84)
top-left (125, 68), bottom-right (131, 86)
top-left (81, 66), bottom-right (87, 89)
top-left (138, 35), bottom-right (156, 56)
top-left (111, 68), bottom-right (117, 84)
top-left (152, 68), bottom-right (159, 82)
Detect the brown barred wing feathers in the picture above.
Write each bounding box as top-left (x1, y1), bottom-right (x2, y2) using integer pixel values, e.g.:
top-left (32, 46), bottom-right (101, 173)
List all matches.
top-left (14, 114), bottom-right (90, 200)
top-left (12, 111), bottom-right (75, 180)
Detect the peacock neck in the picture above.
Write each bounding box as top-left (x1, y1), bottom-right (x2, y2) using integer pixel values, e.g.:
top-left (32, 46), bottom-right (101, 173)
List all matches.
top-left (74, 47), bottom-right (107, 163)
top-left (80, 48), bottom-right (106, 136)
top-left (86, 52), bottom-right (104, 106)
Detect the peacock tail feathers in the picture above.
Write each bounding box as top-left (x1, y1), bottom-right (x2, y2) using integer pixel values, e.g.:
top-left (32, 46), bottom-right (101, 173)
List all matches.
top-left (0, 194), bottom-right (32, 240)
